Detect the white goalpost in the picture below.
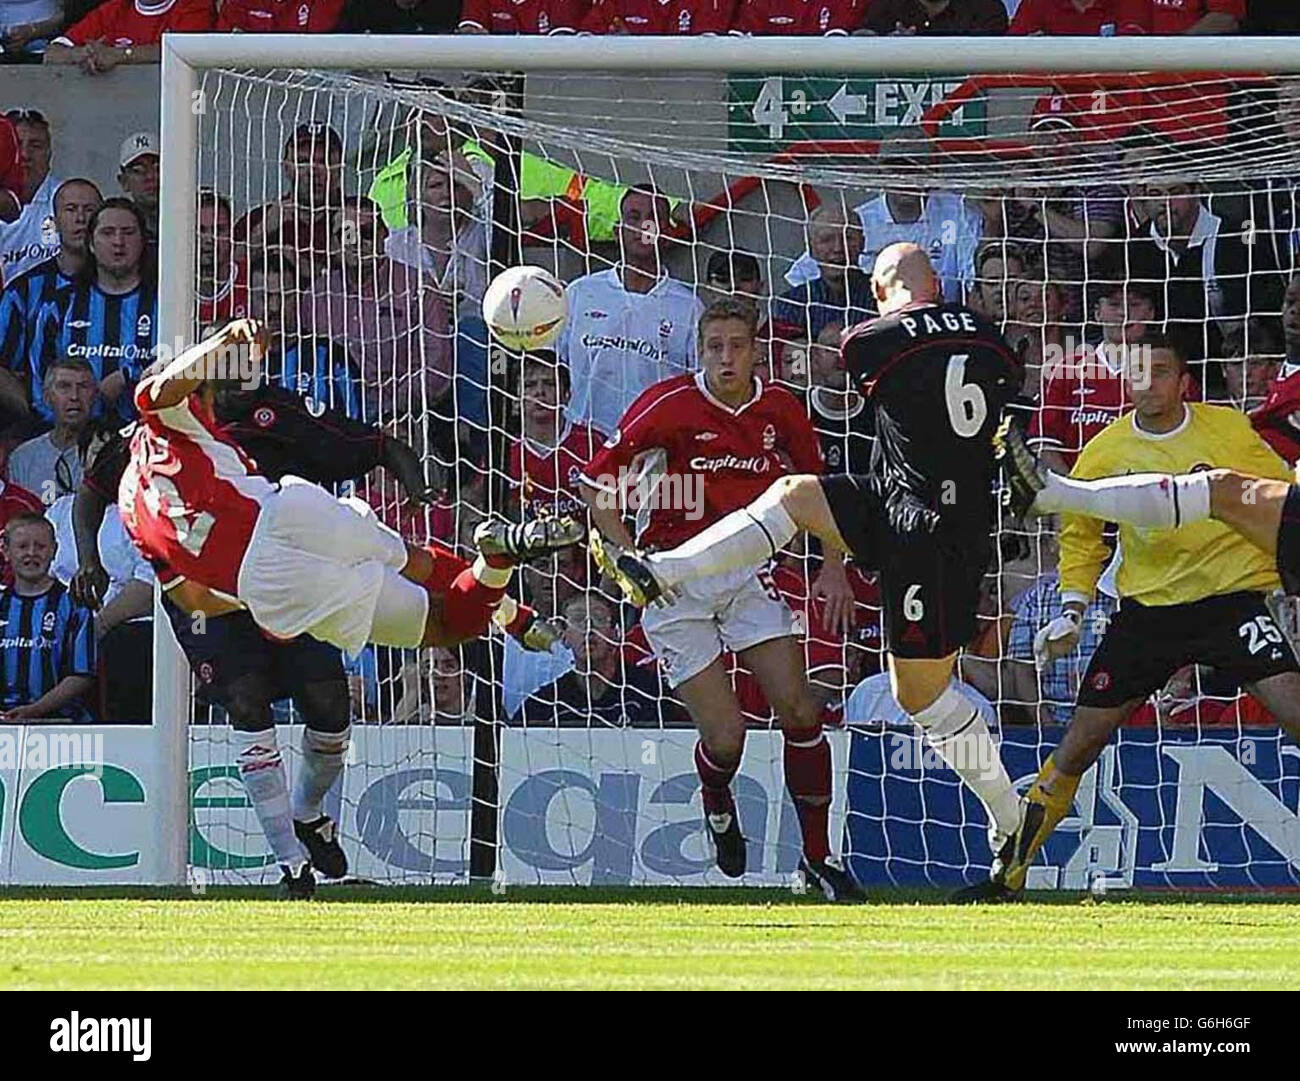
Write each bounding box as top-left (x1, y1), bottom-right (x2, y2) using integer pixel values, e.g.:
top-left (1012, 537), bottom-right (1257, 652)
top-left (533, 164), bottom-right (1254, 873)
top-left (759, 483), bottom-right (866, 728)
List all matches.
top-left (154, 34), bottom-right (1300, 892)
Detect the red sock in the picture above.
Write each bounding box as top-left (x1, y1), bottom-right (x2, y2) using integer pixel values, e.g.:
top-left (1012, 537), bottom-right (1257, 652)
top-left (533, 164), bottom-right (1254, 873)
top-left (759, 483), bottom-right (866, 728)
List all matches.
top-left (502, 601), bottom-right (537, 638)
top-left (694, 739), bottom-right (739, 818)
top-left (440, 567), bottom-right (508, 640)
top-left (783, 726), bottom-right (831, 864)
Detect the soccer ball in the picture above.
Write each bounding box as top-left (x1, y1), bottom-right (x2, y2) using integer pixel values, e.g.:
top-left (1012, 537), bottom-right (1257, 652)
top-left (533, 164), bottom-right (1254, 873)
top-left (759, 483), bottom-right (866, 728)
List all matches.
top-left (482, 265), bottom-right (568, 351)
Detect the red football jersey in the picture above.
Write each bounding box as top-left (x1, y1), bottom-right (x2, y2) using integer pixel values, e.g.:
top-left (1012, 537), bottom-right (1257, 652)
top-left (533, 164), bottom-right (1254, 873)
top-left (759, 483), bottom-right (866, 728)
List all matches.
top-left (1251, 368), bottom-right (1300, 466)
top-left (458, 0), bottom-right (586, 32)
top-left (508, 422), bottom-right (606, 521)
top-left (197, 259), bottom-right (249, 329)
top-left (1122, 0), bottom-right (1244, 34)
top-left (216, 0), bottom-right (345, 32)
top-left (1008, 0), bottom-right (1132, 35)
top-left (581, 371), bottom-right (823, 550)
top-left (0, 479), bottom-right (47, 586)
top-left (582, 0), bottom-right (734, 32)
top-left (1028, 347), bottom-right (1131, 469)
top-left (119, 383), bottom-right (275, 598)
top-left (732, 0), bottom-right (864, 33)
top-left (58, 0), bottom-right (215, 47)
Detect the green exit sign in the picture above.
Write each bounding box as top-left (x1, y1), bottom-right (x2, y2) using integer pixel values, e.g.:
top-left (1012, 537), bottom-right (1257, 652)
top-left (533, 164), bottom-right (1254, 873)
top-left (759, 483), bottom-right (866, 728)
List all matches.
top-left (728, 75), bottom-right (988, 153)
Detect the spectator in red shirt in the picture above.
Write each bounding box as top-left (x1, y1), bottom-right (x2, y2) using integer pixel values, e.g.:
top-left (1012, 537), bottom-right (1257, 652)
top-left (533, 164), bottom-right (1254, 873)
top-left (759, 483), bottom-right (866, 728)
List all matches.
top-left (0, 116), bottom-right (21, 226)
top-left (1008, 0), bottom-right (1127, 34)
top-left (582, 0), bottom-right (733, 33)
top-left (217, 0), bottom-right (343, 31)
top-left (732, 0), bottom-right (865, 35)
top-left (196, 189), bottom-right (247, 330)
top-left (458, 0), bottom-right (585, 33)
top-left (45, 0), bottom-right (213, 73)
top-left (859, 0), bottom-right (1007, 34)
top-left (1122, 0), bottom-right (1243, 34)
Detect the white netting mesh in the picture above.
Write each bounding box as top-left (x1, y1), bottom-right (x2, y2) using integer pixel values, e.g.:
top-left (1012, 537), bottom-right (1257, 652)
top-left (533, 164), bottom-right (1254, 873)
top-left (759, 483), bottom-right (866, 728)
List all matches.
top-left (183, 62), bottom-right (1300, 891)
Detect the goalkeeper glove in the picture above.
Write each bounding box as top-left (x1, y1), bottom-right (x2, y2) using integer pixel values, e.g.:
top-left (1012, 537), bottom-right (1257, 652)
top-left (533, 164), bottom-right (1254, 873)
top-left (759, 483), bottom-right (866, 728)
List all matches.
top-left (1033, 608), bottom-right (1082, 668)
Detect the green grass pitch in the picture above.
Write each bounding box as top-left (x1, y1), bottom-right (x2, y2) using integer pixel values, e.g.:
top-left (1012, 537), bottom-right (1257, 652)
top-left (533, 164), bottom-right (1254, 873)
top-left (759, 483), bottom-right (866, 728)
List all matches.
top-left (2, 886), bottom-right (1297, 990)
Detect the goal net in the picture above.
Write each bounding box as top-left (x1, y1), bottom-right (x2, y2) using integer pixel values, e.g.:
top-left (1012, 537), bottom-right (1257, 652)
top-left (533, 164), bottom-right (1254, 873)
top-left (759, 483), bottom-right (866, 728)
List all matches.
top-left (169, 37), bottom-right (1300, 892)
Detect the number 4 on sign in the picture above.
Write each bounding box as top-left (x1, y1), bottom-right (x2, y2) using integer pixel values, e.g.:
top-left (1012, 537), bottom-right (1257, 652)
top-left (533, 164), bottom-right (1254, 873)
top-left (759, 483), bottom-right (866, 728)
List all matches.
top-left (752, 77), bottom-right (788, 141)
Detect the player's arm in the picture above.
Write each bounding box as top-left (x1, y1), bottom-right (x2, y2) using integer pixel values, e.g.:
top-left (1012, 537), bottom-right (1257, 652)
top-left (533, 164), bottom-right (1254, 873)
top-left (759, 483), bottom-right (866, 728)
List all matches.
top-left (4, 674), bottom-right (95, 720)
top-left (1044, 439), bottom-right (1115, 661)
top-left (137, 319), bottom-right (267, 412)
top-left (578, 388), bottom-right (666, 551)
top-left (71, 482), bottom-right (112, 610)
top-left (94, 580), bottom-right (152, 638)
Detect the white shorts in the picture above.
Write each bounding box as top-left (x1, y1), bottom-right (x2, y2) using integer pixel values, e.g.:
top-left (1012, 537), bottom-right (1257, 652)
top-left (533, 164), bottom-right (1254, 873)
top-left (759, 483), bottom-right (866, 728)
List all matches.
top-left (641, 564), bottom-right (795, 689)
top-left (237, 476), bottom-right (427, 656)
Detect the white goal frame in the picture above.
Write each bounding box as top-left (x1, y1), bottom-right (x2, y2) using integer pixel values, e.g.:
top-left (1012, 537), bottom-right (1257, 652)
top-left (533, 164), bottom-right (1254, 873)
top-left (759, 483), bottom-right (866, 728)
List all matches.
top-left (155, 32), bottom-right (1297, 886)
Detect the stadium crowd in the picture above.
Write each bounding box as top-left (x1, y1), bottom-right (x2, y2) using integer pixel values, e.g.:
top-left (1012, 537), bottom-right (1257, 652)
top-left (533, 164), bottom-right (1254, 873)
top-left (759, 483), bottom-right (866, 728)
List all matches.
top-left (0, 0), bottom-right (1296, 740)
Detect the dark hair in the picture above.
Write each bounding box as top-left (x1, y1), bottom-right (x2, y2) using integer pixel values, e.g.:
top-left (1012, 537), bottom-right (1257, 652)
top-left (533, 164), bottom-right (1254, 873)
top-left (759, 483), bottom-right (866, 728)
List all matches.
top-left (246, 247), bottom-right (300, 286)
top-left (197, 188), bottom-right (233, 221)
top-left (698, 296), bottom-right (759, 341)
top-left (620, 183), bottom-right (670, 219)
top-left (4, 512), bottom-right (54, 541)
top-left (1140, 330), bottom-right (1188, 371)
top-left (519, 350), bottom-right (572, 394)
top-left (975, 241), bottom-right (1027, 278)
top-left (706, 249), bottom-right (761, 287)
top-left (84, 197), bottom-right (153, 283)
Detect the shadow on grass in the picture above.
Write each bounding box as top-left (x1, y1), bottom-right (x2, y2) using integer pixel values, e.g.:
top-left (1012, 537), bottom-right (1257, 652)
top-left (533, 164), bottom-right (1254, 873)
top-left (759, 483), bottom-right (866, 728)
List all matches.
top-left (0, 884), bottom-right (1297, 905)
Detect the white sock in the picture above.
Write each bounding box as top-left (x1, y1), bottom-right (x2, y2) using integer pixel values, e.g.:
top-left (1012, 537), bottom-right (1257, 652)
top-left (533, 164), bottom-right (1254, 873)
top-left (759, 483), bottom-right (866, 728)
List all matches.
top-left (645, 485), bottom-right (798, 588)
top-left (472, 555), bottom-right (513, 589)
top-left (912, 684), bottom-right (1021, 842)
top-left (1035, 471), bottom-right (1210, 529)
top-left (232, 728), bottom-right (302, 868)
top-left (293, 725), bottom-right (350, 823)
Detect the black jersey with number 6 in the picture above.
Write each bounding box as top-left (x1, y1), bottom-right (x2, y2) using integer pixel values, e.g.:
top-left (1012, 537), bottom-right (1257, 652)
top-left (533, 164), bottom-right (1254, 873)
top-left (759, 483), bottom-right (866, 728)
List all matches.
top-left (841, 301), bottom-right (1021, 536)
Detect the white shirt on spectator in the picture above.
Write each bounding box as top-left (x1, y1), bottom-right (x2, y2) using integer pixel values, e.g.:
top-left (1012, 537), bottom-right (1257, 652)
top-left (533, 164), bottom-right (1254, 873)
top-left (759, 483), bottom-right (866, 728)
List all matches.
top-left (559, 267), bottom-right (702, 436)
top-left (6, 430), bottom-right (81, 503)
top-left (0, 172), bottom-right (59, 286)
top-left (559, 267), bottom-right (702, 435)
top-left (843, 671), bottom-right (995, 727)
top-left (853, 192), bottom-right (983, 302)
top-left (45, 493), bottom-right (154, 606)
top-left (386, 221), bottom-right (489, 311)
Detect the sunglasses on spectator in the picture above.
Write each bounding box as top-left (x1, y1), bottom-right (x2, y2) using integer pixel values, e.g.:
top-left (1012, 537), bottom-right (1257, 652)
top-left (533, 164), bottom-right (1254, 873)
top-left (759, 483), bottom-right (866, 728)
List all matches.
top-left (4, 108), bottom-right (49, 126)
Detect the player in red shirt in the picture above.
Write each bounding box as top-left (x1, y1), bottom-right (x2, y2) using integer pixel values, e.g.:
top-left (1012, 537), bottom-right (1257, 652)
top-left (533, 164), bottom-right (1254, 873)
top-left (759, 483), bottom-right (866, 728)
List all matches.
top-left (119, 320), bottom-right (584, 658)
top-left (731, 0), bottom-right (864, 34)
top-left (458, 0), bottom-right (586, 33)
top-left (1251, 276), bottom-right (1300, 465)
top-left (217, 0), bottom-right (345, 32)
top-left (46, 0), bottom-right (214, 73)
top-left (0, 115), bottom-right (21, 227)
top-left (1028, 277), bottom-right (1159, 472)
top-left (582, 0), bottom-right (733, 33)
top-left (580, 298), bottom-right (863, 900)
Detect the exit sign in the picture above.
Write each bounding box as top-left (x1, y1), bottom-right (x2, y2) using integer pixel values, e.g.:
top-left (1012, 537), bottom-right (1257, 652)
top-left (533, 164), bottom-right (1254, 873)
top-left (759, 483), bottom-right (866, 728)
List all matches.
top-left (728, 75), bottom-right (988, 152)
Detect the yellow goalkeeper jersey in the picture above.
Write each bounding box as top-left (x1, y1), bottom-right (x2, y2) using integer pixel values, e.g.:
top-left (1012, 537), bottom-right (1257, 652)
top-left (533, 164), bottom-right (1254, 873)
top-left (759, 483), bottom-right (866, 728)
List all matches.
top-left (1059, 403), bottom-right (1291, 607)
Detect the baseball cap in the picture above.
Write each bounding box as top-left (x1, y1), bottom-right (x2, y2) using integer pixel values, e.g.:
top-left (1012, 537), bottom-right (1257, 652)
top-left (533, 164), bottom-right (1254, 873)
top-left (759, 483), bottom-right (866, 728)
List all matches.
top-left (120, 132), bottom-right (159, 169)
top-left (285, 123), bottom-right (344, 156)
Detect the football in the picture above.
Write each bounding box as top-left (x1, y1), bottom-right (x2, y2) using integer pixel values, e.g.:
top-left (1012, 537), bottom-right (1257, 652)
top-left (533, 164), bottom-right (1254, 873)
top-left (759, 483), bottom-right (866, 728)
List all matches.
top-left (482, 265), bottom-right (568, 351)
